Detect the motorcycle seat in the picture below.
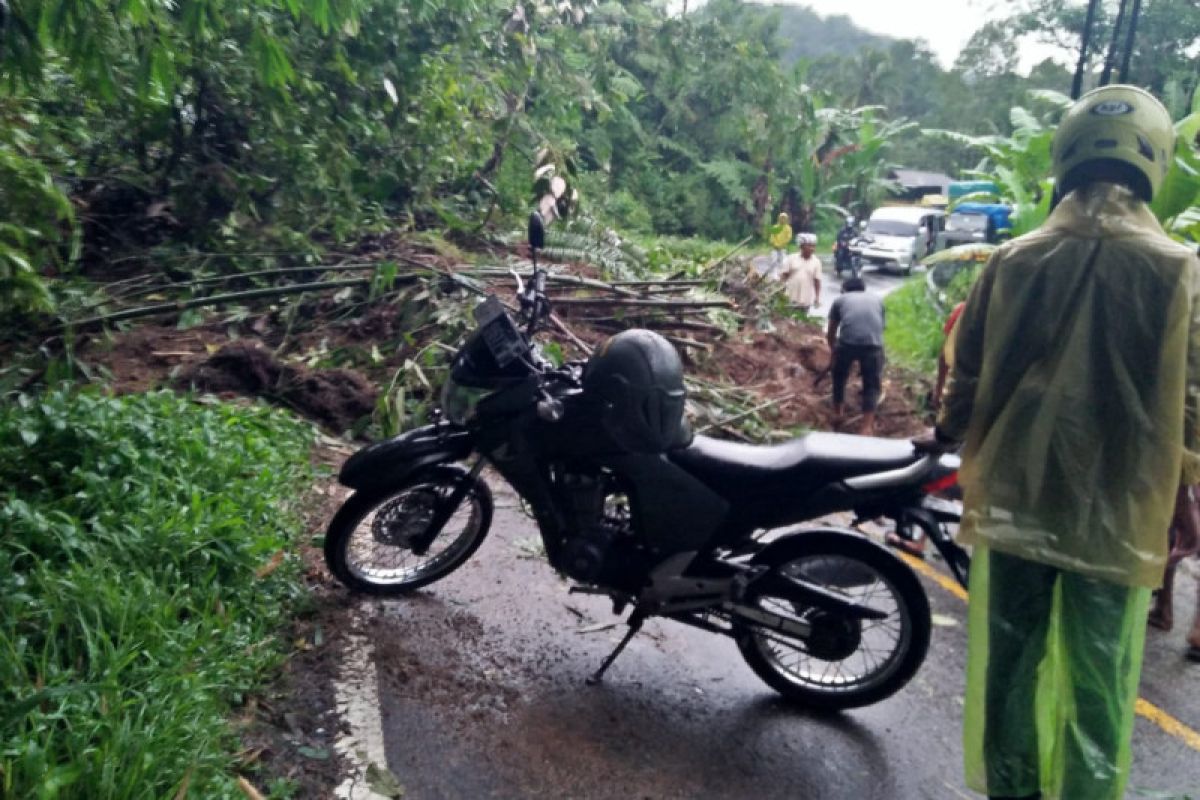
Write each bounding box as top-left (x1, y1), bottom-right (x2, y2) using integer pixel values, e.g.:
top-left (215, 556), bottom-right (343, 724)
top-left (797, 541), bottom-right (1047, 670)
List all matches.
top-left (669, 432), bottom-right (920, 500)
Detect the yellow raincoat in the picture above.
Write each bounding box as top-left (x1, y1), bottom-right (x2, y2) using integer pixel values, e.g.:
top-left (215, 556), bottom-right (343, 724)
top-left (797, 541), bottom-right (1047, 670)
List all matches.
top-left (768, 213), bottom-right (792, 250)
top-left (941, 183), bottom-right (1200, 587)
top-left (939, 182), bottom-right (1200, 800)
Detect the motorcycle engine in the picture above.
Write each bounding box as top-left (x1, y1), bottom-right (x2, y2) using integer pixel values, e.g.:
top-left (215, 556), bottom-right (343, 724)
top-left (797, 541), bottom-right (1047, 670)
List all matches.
top-left (556, 471), bottom-right (634, 584)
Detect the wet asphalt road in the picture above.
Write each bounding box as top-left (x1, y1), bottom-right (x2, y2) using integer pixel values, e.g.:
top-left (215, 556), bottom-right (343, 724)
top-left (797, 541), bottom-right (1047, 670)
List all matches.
top-left (358, 480), bottom-right (1200, 800)
top-left (809, 259), bottom-right (910, 319)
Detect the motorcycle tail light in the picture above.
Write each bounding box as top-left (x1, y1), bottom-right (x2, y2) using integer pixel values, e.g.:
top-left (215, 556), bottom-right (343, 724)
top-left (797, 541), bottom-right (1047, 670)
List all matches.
top-left (923, 472), bottom-right (958, 494)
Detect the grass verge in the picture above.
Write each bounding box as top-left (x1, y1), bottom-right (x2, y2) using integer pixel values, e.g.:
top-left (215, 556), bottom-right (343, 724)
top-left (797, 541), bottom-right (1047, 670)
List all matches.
top-left (883, 277), bottom-right (945, 374)
top-left (0, 389), bottom-right (313, 798)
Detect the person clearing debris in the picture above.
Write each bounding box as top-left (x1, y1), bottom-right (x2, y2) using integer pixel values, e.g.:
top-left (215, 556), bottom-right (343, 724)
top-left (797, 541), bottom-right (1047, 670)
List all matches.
top-left (825, 276), bottom-right (885, 434)
top-left (915, 85), bottom-right (1200, 800)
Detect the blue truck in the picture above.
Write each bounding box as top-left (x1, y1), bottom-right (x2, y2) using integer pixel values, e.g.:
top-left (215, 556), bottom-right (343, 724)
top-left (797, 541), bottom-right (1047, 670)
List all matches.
top-left (944, 201), bottom-right (1013, 246)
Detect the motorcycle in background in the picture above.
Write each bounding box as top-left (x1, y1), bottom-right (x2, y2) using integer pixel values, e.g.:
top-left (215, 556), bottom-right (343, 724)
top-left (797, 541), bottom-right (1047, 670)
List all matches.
top-left (833, 219), bottom-right (868, 279)
top-left (325, 213), bottom-right (966, 710)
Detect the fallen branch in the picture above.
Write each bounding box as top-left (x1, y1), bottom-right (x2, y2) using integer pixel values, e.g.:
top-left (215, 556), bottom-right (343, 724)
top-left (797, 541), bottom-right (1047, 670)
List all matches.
top-left (665, 335), bottom-right (710, 351)
top-left (66, 277), bottom-right (396, 329)
top-left (550, 298), bottom-right (732, 309)
top-left (697, 392), bottom-right (796, 434)
top-left (609, 279), bottom-right (708, 287)
top-left (701, 236), bottom-right (753, 273)
top-left (548, 311), bottom-right (594, 355)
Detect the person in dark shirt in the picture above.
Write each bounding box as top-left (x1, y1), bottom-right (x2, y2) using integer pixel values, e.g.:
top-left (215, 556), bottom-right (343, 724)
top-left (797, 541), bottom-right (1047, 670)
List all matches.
top-left (825, 277), bottom-right (885, 434)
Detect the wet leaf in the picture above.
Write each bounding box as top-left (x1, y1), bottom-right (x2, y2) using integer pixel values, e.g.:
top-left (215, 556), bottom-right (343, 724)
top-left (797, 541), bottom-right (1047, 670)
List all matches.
top-left (366, 761), bottom-right (405, 797)
top-left (296, 745), bottom-right (329, 760)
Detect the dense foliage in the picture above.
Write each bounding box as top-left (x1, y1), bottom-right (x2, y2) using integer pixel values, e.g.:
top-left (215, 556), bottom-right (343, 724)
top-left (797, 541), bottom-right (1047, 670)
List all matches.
top-left (0, 0), bottom-right (924, 314)
top-left (0, 391), bottom-right (313, 798)
top-left (0, 0), bottom-right (1197, 312)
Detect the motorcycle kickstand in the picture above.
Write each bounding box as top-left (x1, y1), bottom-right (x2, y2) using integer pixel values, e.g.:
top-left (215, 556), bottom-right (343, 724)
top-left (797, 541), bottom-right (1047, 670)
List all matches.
top-left (586, 609), bottom-right (646, 686)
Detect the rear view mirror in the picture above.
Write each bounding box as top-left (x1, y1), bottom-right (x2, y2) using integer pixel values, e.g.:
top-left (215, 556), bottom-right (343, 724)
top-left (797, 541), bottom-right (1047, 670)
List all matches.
top-left (528, 211), bottom-right (546, 250)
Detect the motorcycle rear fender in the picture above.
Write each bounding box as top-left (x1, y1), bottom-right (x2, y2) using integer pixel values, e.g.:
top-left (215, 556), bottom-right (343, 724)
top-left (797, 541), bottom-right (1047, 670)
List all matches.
top-left (749, 526), bottom-right (909, 620)
top-left (338, 423), bottom-right (475, 491)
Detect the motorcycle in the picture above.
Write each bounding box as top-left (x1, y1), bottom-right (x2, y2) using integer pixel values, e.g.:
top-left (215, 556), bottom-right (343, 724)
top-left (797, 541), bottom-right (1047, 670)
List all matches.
top-left (833, 236), bottom-right (861, 279)
top-left (325, 213), bottom-right (966, 711)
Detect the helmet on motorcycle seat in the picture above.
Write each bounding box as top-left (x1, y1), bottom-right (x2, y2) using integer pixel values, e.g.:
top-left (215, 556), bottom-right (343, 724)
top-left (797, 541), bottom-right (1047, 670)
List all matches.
top-left (583, 329), bottom-right (691, 453)
top-left (1052, 84), bottom-right (1175, 202)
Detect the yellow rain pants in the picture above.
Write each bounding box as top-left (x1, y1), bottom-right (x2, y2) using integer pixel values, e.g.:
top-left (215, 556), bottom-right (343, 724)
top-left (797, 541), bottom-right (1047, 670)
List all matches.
top-left (964, 547), bottom-right (1151, 799)
top-left (938, 183), bottom-right (1200, 798)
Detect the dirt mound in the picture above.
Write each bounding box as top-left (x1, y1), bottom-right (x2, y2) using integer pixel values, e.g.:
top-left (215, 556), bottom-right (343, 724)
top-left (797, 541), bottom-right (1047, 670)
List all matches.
top-left (703, 319), bottom-right (927, 438)
top-left (177, 341), bottom-right (378, 433)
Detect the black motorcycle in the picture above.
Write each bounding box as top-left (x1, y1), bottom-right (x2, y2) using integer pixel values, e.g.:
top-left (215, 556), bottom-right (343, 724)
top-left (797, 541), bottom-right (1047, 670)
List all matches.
top-left (325, 214), bottom-right (965, 711)
top-left (833, 224), bottom-right (863, 279)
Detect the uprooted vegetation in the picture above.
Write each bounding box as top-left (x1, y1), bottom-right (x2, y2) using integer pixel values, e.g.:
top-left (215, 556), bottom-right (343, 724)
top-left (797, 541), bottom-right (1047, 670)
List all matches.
top-left (4, 232), bottom-right (932, 442)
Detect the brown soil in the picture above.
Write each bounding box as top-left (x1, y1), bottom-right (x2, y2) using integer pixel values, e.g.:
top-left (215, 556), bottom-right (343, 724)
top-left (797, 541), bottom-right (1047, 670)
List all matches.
top-left (176, 341), bottom-right (378, 433)
top-left (700, 319), bottom-right (928, 438)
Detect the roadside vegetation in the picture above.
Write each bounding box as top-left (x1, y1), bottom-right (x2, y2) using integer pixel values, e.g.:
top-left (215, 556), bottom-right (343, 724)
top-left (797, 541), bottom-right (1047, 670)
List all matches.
top-left (0, 391), bottom-right (313, 798)
top-left (1, 0), bottom-right (1199, 794)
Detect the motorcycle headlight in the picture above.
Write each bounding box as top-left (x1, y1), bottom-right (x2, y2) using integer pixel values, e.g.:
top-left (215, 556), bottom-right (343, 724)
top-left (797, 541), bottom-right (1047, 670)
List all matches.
top-left (441, 378), bottom-right (489, 425)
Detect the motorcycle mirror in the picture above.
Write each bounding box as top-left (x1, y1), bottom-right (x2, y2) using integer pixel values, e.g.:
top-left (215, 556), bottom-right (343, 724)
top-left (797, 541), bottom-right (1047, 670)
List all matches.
top-left (528, 211), bottom-right (546, 251)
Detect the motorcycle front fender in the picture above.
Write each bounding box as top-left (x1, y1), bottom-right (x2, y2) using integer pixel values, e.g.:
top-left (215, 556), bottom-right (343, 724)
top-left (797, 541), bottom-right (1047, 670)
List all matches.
top-left (338, 422), bottom-right (475, 491)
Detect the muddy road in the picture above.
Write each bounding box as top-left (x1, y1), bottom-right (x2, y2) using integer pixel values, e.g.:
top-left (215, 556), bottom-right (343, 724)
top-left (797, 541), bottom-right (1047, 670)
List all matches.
top-left (334, 479), bottom-right (1200, 800)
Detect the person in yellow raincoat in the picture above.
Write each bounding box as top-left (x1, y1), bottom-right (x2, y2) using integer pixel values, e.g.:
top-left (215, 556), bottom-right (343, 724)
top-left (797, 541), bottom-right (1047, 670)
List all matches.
top-left (767, 212), bottom-right (792, 278)
top-left (916, 85), bottom-right (1200, 800)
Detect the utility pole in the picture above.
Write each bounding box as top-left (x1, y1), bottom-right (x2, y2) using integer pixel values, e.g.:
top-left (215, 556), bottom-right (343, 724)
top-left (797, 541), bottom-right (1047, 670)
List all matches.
top-left (1071, 0), bottom-right (1102, 99)
top-left (1118, 0), bottom-right (1144, 83)
top-left (1100, 0), bottom-right (1129, 86)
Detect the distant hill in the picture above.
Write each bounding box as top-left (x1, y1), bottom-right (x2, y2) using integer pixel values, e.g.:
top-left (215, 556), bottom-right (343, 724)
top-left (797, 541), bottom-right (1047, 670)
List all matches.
top-left (771, 4), bottom-right (896, 63)
top-left (699, 2), bottom-right (896, 64)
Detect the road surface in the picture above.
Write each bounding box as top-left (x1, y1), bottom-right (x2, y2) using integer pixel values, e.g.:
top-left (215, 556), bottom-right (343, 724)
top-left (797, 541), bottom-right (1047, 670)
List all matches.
top-left (809, 257), bottom-right (910, 319)
top-left (335, 478), bottom-right (1200, 800)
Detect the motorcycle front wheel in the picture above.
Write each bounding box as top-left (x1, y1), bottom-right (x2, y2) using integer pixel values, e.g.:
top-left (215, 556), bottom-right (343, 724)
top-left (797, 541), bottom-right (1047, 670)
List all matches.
top-left (324, 464), bottom-right (493, 595)
top-left (733, 530), bottom-right (930, 711)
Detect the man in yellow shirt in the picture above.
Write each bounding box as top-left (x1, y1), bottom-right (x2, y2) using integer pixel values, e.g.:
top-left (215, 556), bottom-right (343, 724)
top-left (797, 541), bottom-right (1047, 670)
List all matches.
top-left (918, 85), bottom-right (1200, 799)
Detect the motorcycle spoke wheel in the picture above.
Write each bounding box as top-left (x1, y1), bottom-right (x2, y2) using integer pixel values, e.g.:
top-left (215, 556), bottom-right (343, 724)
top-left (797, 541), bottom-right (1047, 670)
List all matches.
top-left (325, 466), bottom-right (493, 595)
top-left (734, 532), bottom-right (930, 710)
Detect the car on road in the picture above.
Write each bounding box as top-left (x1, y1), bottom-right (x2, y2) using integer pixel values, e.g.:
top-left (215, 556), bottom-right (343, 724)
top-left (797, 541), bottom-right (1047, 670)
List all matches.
top-left (858, 206), bottom-right (946, 275)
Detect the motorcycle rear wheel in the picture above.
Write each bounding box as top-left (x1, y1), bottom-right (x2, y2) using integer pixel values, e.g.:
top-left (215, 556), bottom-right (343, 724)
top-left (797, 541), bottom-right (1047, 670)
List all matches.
top-left (325, 465), bottom-right (493, 595)
top-left (733, 530), bottom-right (930, 711)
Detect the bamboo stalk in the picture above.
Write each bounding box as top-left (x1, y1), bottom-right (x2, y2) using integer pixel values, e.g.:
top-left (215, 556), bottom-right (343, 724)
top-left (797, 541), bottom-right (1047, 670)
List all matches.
top-left (76, 262), bottom-right (390, 314)
top-left (608, 279), bottom-right (708, 287)
top-left (67, 277), bottom-right (393, 328)
top-left (701, 236), bottom-right (753, 273)
top-left (697, 392), bottom-right (796, 434)
top-left (550, 298), bottom-right (732, 309)
top-left (463, 267), bottom-right (640, 297)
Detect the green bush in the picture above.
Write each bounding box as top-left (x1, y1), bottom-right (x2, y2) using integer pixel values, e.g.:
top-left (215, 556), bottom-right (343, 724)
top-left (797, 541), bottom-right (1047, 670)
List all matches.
top-left (0, 390), bottom-right (313, 798)
top-left (883, 277), bottom-right (945, 374)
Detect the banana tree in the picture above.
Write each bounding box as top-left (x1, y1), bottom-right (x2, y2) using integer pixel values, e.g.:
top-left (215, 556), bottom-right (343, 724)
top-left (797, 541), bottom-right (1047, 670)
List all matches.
top-left (1151, 90), bottom-right (1200, 241)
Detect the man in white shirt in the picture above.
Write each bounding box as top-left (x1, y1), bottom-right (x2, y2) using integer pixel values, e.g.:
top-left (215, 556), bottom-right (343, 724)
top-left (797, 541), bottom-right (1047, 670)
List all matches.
top-left (779, 233), bottom-right (822, 312)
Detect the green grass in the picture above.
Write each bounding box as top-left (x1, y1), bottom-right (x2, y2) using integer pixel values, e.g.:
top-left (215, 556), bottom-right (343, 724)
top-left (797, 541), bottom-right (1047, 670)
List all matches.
top-left (0, 390), bottom-right (314, 799)
top-left (883, 277), bottom-right (945, 374)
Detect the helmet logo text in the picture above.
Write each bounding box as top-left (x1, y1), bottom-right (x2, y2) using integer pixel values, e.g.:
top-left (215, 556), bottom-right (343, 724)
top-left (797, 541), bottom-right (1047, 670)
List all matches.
top-left (1090, 100), bottom-right (1134, 116)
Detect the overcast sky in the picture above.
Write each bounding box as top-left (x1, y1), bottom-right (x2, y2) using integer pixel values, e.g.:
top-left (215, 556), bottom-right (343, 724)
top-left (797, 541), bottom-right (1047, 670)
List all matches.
top-left (776, 0), bottom-right (1068, 70)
